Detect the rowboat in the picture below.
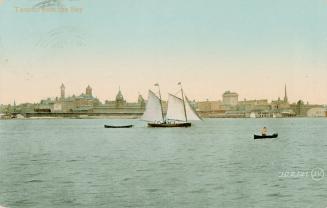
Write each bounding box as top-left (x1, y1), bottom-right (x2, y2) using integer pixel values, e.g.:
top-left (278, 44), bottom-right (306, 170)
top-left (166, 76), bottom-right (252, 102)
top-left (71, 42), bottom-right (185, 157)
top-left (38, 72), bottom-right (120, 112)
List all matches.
top-left (254, 133), bottom-right (278, 139)
top-left (104, 125), bottom-right (133, 128)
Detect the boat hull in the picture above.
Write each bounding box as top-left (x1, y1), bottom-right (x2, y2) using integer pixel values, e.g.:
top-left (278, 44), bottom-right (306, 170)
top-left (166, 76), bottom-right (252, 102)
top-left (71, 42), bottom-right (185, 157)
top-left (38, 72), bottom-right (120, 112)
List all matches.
top-left (254, 133), bottom-right (278, 139)
top-left (148, 122), bottom-right (191, 128)
top-left (104, 125), bottom-right (133, 128)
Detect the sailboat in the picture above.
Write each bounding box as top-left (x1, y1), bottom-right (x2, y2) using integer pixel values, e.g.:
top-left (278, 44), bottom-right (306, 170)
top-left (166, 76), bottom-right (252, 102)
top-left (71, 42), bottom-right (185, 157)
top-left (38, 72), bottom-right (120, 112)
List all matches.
top-left (141, 83), bottom-right (201, 127)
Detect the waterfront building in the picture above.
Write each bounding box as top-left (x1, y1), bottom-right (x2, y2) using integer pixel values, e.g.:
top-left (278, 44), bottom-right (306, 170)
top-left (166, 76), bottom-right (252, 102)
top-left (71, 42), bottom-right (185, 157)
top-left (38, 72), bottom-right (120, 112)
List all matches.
top-left (222, 91), bottom-right (238, 106)
top-left (253, 110), bottom-right (274, 118)
top-left (271, 85), bottom-right (290, 110)
top-left (271, 97), bottom-right (290, 110)
top-left (291, 100), bottom-right (324, 117)
top-left (115, 88), bottom-right (126, 107)
top-left (36, 98), bottom-right (54, 112)
top-left (238, 99), bottom-right (270, 112)
top-left (197, 100), bottom-right (223, 112)
top-left (46, 83), bottom-right (101, 113)
top-left (268, 85), bottom-right (297, 117)
top-left (53, 84), bottom-right (101, 113)
top-left (238, 99), bottom-right (274, 118)
top-left (14, 85), bottom-right (146, 118)
top-left (196, 100), bottom-right (225, 117)
top-left (14, 103), bottom-right (36, 114)
top-left (292, 100), bottom-right (306, 117)
top-left (306, 107), bottom-right (326, 117)
top-left (92, 89), bottom-right (145, 115)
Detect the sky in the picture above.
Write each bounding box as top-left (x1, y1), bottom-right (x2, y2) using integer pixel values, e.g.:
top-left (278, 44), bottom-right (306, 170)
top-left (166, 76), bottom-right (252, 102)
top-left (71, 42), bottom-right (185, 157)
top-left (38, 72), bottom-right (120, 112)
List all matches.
top-left (0, 0), bottom-right (327, 104)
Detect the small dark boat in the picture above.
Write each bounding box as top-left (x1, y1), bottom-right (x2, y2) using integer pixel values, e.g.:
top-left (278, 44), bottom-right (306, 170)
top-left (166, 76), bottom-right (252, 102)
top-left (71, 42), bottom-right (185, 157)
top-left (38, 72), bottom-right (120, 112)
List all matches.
top-left (254, 133), bottom-right (278, 139)
top-left (104, 125), bottom-right (133, 128)
top-left (148, 122), bottom-right (191, 128)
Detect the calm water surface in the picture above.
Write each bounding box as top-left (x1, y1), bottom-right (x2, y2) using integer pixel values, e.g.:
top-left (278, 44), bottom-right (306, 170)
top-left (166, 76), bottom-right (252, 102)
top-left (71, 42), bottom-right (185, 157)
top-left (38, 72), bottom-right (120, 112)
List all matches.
top-left (0, 118), bottom-right (326, 208)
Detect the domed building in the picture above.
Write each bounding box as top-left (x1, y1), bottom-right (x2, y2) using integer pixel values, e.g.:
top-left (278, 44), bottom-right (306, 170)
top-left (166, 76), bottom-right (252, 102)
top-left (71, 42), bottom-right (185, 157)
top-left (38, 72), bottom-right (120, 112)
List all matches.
top-left (115, 88), bottom-right (126, 107)
top-left (91, 87), bottom-right (145, 116)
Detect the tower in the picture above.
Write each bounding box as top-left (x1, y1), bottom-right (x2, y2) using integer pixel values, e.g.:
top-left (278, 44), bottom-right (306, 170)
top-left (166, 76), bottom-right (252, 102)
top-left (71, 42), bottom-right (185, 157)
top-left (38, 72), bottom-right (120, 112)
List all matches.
top-left (222, 91), bottom-right (238, 106)
top-left (86, 85), bottom-right (92, 96)
top-left (115, 86), bottom-right (125, 106)
top-left (60, 83), bottom-right (65, 99)
top-left (283, 84), bottom-right (288, 103)
top-left (138, 93), bottom-right (145, 107)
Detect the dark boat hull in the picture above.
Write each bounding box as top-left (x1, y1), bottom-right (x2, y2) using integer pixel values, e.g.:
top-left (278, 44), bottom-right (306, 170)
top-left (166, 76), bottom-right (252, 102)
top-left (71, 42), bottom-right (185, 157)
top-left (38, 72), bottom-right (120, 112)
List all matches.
top-left (104, 125), bottom-right (133, 128)
top-left (254, 133), bottom-right (278, 139)
top-left (148, 122), bottom-right (191, 128)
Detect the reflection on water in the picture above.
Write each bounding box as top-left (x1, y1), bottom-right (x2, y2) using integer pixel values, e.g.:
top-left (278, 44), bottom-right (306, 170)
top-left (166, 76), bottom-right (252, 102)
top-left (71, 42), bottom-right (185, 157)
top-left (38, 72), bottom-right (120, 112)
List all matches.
top-left (0, 118), bottom-right (326, 208)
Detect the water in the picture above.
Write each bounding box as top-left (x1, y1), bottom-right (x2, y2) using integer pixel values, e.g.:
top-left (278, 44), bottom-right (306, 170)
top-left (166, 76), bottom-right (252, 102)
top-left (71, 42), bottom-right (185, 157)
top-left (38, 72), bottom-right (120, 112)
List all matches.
top-left (0, 118), bottom-right (326, 208)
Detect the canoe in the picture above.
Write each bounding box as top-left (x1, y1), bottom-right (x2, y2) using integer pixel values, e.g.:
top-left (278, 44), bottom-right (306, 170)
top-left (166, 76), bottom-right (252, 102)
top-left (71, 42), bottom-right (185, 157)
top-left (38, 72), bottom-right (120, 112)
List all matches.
top-left (104, 125), bottom-right (133, 128)
top-left (254, 133), bottom-right (278, 139)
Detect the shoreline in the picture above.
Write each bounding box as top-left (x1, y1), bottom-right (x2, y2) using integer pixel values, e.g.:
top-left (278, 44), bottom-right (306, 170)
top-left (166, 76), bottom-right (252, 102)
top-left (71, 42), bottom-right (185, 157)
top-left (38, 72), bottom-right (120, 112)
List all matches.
top-left (1, 116), bottom-right (326, 120)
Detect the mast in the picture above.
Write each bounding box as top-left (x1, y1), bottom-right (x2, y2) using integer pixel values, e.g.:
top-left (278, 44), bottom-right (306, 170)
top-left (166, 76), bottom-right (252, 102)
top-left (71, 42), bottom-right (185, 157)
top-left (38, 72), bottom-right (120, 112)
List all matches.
top-left (178, 82), bottom-right (187, 122)
top-left (155, 83), bottom-right (165, 122)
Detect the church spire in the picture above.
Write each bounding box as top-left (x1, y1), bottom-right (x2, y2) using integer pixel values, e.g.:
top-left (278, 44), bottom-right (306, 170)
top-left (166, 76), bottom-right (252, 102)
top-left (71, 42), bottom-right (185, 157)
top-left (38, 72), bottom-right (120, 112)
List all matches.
top-left (284, 84), bottom-right (288, 103)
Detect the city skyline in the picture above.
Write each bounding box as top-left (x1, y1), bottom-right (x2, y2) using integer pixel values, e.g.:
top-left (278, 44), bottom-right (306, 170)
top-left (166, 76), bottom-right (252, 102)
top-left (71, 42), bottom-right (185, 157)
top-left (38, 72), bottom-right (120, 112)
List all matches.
top-left (0, 82), bottom-right (325, 105)
top-left (1, 0), bottom-right (327, 104)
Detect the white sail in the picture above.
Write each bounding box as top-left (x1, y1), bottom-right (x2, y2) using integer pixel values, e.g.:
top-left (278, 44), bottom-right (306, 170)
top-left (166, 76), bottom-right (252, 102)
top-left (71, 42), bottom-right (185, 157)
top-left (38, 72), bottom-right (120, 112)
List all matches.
top-left (166, 94), bottom-right (186, 121)
top-left (185, 96), bottom-right (202, 121)
top-left (141, 90), bottom-right (164, 122)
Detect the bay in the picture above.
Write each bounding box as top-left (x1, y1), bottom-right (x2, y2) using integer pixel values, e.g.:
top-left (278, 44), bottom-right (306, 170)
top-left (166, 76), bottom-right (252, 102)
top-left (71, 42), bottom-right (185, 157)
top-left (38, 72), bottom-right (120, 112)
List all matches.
top-left (0, 118), bottom-right (326, 208)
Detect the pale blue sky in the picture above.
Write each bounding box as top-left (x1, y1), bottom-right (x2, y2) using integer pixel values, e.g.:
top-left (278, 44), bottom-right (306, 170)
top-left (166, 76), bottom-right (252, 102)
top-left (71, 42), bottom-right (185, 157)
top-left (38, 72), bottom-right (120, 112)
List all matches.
top-left (0, 0), bottom-right (327, 104)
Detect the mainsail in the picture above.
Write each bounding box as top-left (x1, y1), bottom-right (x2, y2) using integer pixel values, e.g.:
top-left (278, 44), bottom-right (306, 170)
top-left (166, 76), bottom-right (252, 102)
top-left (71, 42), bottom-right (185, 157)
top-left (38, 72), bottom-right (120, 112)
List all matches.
top-left (141, 90), bottom-right (164, 122)
top-left (166, 94), bottom-right (202, 121)
top-left (166, 94), bottom-right (186, 121)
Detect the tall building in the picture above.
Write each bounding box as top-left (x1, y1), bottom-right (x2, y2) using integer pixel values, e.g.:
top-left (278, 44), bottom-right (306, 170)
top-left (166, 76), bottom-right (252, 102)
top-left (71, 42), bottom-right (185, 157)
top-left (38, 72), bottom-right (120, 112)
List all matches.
top-left (86, 85), bottom-right (92, 96)
top-left (60, 83), bottom-right (65, 99)
top-left (222, 91), bottom-right (238, 106)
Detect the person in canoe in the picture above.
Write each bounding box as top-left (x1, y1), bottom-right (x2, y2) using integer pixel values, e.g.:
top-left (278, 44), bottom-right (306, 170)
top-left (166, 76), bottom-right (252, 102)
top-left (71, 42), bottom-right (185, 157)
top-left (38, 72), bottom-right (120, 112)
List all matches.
top-left (261, 127), bottom-right (268, 136)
